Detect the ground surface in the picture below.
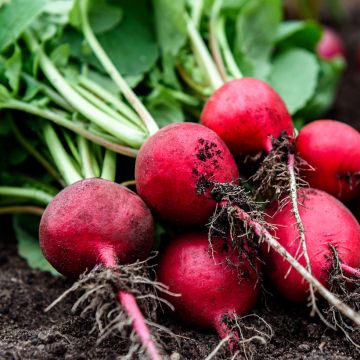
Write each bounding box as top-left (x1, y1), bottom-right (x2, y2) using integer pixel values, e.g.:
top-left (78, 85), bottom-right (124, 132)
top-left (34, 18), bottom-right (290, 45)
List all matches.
top-left (1, 10), bottom-right (360, 360)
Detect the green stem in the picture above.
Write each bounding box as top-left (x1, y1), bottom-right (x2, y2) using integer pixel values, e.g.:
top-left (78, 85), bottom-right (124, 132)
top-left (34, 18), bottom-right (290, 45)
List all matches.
top-left (74, 83), bottom-right (141, 131)
top-left (209, 0), bottom-right (228, 81)
top-left (0, 99), bottom-right (138, 157)
top-left (0, 205), bottom-right (45, 216)
top-left (101, 149), bottom-right (116, 182)
top-left (78, 136), bottom-right (96, 178)
top-left (176, 65), bottom-right (209, 97)
top-left (217, 17), bottom-right (243, 78)
top-left (10, 120), bottom-right (65, 186)
top-left (192, 0), bottom-right (204, 28)
top-left (63, 130), bottom-right (81, 165)
top-left (43, 123), bottom-right (83, 185)
top-left (78, 75), bottom-right (141, 127)
top-left (80, 0), bottom-right (159, 135)
top-left (23, 30), bottom-right (146, 148)
top-left (22, 73), bottom-right (75, 112)
top-left (0, 187), bottom-right (53, 205)
top-left (186, 15), bottom-right (224, 90)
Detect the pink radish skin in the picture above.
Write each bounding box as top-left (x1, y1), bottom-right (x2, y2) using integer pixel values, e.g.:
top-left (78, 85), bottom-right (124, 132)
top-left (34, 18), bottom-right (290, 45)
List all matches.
top-left (157, 233), bottom-right (260, 340)
top-left (317, 28), bottom-right (345, 60)
top-left (40, 178), bottom-right (160, 360)
top-left (200, 78), bottom-right (294, 156)
top-left (296, 120), bottom-right (360, 202)
top-left (264, 188), bottom-right (360, 302)
top-left (40, 178), bottom-right (154, 277)
top-left (135, 123), bottom-right (239, 226)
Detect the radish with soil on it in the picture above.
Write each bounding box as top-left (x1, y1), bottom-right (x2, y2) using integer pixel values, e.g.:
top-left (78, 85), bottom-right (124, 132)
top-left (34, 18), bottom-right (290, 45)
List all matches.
top-left (317, 27), bottom-right (346, 60)
top-left (264, 188), bottom-right (360, 302)
top-left (157, 232), bottom-right (264, 354)
top-left (200, 78), bottom-right (294, 157)
top-left (135, 120), bottom-right (360, 329)
top-left (135, 122), bottom-right (239, 226)
top-left (40, 178), bottom-right (162, 360)
top-left (296, 120), bottom-right (360, 202)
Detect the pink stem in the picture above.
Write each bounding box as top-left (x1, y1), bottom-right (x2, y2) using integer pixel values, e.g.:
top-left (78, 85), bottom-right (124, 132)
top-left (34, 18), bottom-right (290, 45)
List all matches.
top-left (341, 263), bottom-right (360, 277)
top-left (214, 315), bottom-right (240, 353)
top-left (118, 291), bottom-right (161, 360)
top-left (99, 247), bottom-right (161, 360)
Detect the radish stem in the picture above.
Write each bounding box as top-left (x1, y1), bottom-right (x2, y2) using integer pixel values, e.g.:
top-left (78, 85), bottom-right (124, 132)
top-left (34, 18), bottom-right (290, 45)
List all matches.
top-left (0, 99), bottom-right (138, 157)
top-left (43, 124), bottom-right (82, 185)
top-left (0, 187), bottom-right (53, 205)
top-left (79, 0), bottom-right (159, 136)
top-left (0, 205), bottom-right (45, 216)
top-left (99, 248), bottom-right (161, 360)
top-left (23, 30), bottom-right (146, 148)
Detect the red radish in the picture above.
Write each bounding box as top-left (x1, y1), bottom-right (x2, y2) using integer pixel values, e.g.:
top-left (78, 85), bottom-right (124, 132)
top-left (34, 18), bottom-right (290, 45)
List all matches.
top-left (200, 78), bottom-right (294, 156)
top-left (264, 188), bottom-right (360, 302)
top-left (296, 120), bottom-right (360, 202)
top-left (317, 28), bottom-right (345, 60)
top-left (157, 232), bottom-right (260, 345)
top-left (40, 178), bottom-right (160, 360)
top-left (135, 122), bottom-right (239, 226)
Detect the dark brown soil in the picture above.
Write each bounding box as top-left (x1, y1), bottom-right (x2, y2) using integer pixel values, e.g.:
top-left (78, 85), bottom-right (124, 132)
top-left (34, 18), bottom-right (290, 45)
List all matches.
top-left (2, 9), bottom-right (360, 360)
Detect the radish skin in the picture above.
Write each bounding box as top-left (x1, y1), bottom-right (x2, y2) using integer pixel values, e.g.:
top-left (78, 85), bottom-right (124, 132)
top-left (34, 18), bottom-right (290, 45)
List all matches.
top-left (135, 123), bottom-right (239, 226)
top-left (157, 232), bottom-right (260, 346)
top-left (200, 78), bottom-right (294, 156)
top-left (317, 28), bottom-right (345, 60)
top-left (296, 120), bottom-right (360, 202)
top-left (264, 188), bottom-right (360, 302)
top-left (40, 178), bottom-right (160, 360)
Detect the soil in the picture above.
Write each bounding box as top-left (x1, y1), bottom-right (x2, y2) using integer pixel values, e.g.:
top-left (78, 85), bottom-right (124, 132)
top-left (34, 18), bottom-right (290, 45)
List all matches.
top-left (2, 9), bottom-right (360, 360)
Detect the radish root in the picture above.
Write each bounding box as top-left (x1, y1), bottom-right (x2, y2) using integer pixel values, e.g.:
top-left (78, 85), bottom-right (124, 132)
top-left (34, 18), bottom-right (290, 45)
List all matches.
top-left (208, 313), bottom-right (273, 360)
top-left (45, 255), bottom-right (176, 359)
top-left (209, 185), bottom-right (360, 329)
top-left (326, 245), bottom-right (360, 348)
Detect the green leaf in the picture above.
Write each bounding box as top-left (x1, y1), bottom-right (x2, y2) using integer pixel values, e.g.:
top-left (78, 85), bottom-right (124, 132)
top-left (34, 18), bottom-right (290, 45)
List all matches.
top-left (276, 20), bottom-right (322, 52)
top-left (70, 0), bottom-right (122, 35)
top-left (268, 49), bottom-right (319, 115)
top-left (50, 43), bottom-right (70, 68)
top-left (147, 86), bottom-right (185, 128)
top-left (0, 0), bottom-right (50, 52)
top-left (234, 0), bottom-right (282, 79)
top-left (153, 0), bottom-right (186, 58)
top-left (297, 57), bottom-right (345, 119)
top-left (14, 214), bottom-right (59, 276)
top-left (64, 0), bottom-right (158, 80)
top-left (153, 0), bottom-right (187, 86)
top-left (5, 44), bottom-right (22, 93)
top-left (0, 83), bottom-right (10, 101)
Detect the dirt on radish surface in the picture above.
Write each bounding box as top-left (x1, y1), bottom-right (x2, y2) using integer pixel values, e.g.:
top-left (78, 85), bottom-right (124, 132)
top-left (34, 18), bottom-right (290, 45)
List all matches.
top-left (2, 12), bottom-right (360, 360)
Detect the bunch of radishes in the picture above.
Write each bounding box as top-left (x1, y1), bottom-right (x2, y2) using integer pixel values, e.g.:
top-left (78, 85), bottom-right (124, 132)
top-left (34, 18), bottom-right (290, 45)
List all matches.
top-left (33, 20), bottom-right (360, 359)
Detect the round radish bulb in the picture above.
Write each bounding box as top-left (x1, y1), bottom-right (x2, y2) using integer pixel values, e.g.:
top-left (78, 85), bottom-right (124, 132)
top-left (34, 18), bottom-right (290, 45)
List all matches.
top-left (135, 123), bottom-right (239, 226)
top-left (264, 188), bottom-right (360, 302)
top-left (317, 28), bottom-right (345, 60)
top-left (296, 120), bottom-right (360, 202)
top-left (157, 232), bottom-right (260, 334)
top-left (40, 178), bottom-right (155, 278)
top-left (200, 78), bottom-right (294, 156)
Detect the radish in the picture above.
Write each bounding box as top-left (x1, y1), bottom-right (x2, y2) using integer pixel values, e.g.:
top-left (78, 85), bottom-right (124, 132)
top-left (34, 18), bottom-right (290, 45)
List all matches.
top-left (296, 120), bottom-right (360, 202)
top-left (40, 178), bottom-right (161, 360)
top-left (157, 232), bottom-right (260, 350)
top-left (135, 119), bottom-right (360, 329)
top-left (317, 28), bottom-right (345, 60)
top-left (135, 122), bottom-right (239, 226)
top-left (200, 78), bottom-right (294, 157)
top-left (264, 188), bottom-right (360, 302)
